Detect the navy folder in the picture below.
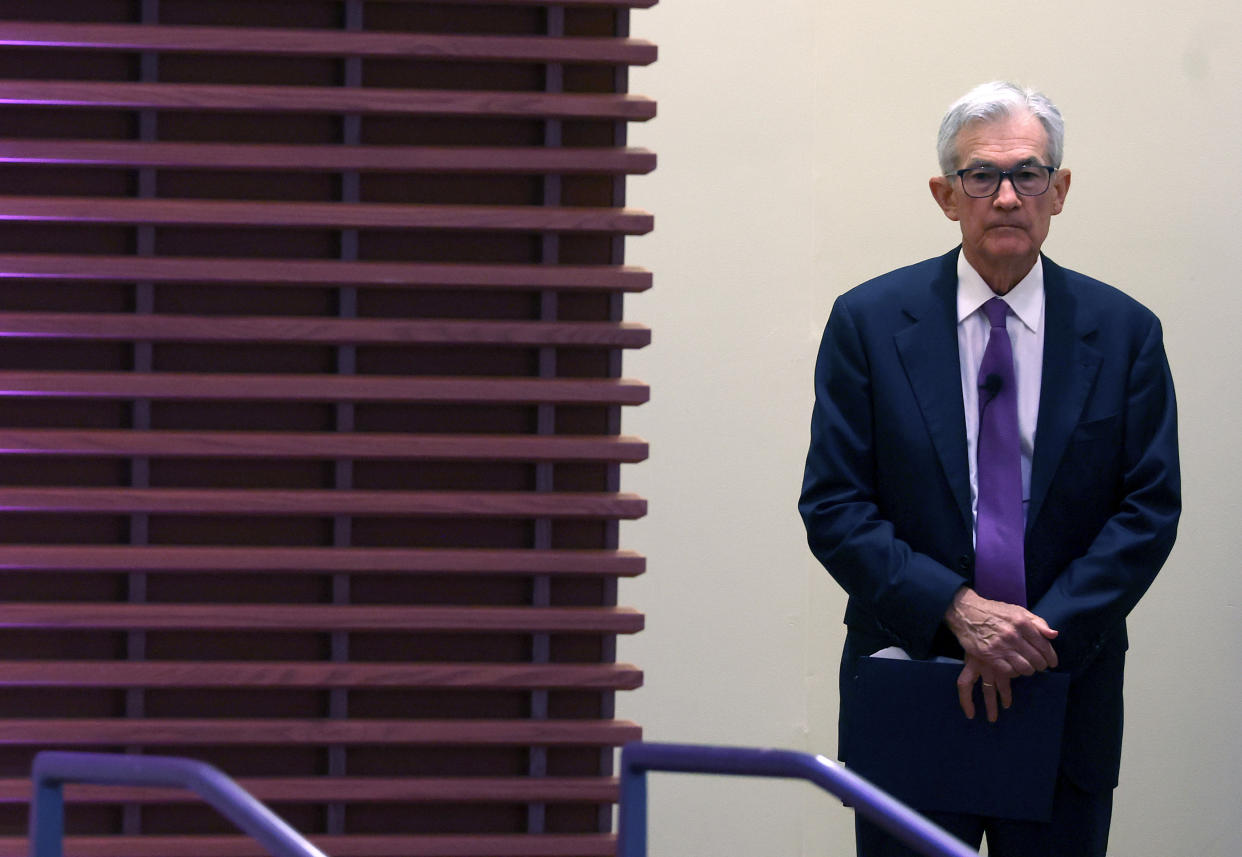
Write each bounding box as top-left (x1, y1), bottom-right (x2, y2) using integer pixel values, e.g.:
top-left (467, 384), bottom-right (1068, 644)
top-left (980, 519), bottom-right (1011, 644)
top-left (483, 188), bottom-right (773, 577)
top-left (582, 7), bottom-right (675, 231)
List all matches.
top-left (843, 657), bottom-right (1070, 821)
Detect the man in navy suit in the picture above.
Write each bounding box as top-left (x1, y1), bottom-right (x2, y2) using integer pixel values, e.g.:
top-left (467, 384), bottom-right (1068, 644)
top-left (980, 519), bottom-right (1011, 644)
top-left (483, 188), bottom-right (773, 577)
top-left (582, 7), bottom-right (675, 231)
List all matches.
top-left (799, 82), bottom-right (1180, 857)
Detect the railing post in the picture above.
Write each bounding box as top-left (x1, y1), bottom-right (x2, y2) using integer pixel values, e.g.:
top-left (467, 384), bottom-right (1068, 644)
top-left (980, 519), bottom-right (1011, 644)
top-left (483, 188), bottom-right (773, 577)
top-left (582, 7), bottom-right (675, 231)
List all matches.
top-left (29, 752), bottom-right (329, 857)
top-left (614, 742), bottom-right (978, 857)
top-left (28, 774), bottom-right (64, 857)
top-left (616, 745), bottom-right (647, 857)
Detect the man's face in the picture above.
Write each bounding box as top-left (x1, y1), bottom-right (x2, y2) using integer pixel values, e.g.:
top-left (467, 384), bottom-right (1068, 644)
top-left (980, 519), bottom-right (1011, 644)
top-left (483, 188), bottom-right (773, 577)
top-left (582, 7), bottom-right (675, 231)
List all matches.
top-left (929, 112), bottom-right (1071, 287)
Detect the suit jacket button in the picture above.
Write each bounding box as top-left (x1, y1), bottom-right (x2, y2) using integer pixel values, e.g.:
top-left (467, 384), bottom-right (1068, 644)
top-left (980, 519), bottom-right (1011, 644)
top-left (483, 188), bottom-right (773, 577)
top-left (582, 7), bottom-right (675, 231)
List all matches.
top-left (957, 554), bottom-right (972, 571)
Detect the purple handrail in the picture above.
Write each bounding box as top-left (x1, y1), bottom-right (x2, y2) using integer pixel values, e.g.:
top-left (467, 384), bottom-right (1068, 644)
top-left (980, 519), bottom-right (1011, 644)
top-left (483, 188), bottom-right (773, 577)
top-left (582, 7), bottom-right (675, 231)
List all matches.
top-left (29, 751), bottom-right (328, 857)
top-left (617, 742), bottom-right (977, 857)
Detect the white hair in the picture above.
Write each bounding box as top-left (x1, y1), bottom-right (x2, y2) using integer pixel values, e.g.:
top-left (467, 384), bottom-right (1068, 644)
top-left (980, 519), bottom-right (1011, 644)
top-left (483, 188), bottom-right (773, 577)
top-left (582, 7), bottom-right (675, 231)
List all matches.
top-left (936, 81), bottom-right (1065, 174)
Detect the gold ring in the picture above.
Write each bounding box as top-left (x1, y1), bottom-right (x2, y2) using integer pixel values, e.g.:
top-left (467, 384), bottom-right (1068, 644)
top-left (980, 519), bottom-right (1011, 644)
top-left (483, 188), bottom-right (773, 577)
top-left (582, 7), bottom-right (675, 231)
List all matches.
top-left (982, 682), bottom-right (994, 687)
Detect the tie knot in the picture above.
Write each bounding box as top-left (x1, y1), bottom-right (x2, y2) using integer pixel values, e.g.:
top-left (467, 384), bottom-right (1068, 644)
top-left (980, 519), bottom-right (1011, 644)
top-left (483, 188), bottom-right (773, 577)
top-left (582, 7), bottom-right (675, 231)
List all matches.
top-left (983, 297), bottom-right (1009, 329)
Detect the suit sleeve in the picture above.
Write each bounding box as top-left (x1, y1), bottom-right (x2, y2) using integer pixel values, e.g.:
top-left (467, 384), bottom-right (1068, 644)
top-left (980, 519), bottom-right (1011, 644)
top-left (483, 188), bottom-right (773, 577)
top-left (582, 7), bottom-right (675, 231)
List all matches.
top-left (1031, 315), bottom-right (1180, 672)
top-left (799, 296), bottom-right (967, 658)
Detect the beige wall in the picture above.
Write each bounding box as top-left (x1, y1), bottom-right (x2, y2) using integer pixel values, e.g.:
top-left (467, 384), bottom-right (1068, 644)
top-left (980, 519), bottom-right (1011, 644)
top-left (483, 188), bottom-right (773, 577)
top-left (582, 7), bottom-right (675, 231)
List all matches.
top-left (618, 1), bottom-right (1242, 855)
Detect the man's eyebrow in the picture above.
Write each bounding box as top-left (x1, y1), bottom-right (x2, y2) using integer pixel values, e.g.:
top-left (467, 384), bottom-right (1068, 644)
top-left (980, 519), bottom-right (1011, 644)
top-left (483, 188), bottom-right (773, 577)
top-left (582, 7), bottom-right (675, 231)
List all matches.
top-left (963, 156), bottom-right (1042, 169)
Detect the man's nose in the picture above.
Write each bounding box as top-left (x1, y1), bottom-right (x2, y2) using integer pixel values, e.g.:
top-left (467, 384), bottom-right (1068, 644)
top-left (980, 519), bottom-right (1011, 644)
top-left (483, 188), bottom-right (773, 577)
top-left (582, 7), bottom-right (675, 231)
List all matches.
top-left (992, 175), bottom-right (1021, 208)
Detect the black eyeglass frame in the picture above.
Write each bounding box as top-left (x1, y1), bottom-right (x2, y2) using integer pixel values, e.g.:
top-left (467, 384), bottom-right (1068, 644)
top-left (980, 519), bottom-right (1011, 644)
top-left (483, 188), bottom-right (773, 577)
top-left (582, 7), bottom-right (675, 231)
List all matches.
top-left (949, 164), bottom-right (1057, 198)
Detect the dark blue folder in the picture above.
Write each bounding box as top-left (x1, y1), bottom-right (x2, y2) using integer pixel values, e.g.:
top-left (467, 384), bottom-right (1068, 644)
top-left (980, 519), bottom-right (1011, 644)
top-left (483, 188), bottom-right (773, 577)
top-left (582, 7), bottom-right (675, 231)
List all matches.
top-left (844, 657), bottom-right (1070, 821)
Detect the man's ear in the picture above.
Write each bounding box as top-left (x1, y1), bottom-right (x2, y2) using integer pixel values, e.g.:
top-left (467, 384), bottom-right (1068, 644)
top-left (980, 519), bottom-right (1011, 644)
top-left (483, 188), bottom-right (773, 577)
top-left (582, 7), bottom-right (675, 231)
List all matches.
top-left (1050, 168), bottom-right (1071, 215)
top-left (929, 175), bottom-right (960, 222)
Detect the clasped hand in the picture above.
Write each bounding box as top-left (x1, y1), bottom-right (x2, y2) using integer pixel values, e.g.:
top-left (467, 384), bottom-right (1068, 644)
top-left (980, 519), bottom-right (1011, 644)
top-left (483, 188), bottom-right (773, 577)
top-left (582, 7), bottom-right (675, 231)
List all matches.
top-left (943, 587), bottom-right (1059, 723)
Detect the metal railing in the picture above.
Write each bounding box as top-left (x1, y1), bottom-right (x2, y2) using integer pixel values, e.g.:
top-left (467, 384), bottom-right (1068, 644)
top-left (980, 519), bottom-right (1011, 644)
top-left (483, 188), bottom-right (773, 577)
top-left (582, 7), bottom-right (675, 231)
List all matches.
top-left (29, 751), bottom-right (329, 857)
top-left (617, 742), bottom-right (977, 857)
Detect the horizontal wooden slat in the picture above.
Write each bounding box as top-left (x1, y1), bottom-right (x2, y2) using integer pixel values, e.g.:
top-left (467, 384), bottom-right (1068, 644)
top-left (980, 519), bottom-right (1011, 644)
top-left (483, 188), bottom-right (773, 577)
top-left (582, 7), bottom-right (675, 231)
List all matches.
top-left (244, 0), bottom-right (654, 4)
top-left (0, 196), bottom-right (653, 235)
top-left (0, 834), bottom-right (618, 857)
top-left (0, 22), bottom-right (657, 65)
top-left (0, 312), bottom-right (651, 347)
top-left (0, 372), bottom-right (649, 404)
top-left (0, 139), bottom-right (657, 174)
top-left (0, 545), bottom-right (646, 575)
top-left (0, 429), bottom-right (648, 462)
top-left (0, 776), bottom-right (620, 804)
top-left (0, 487), bottom-right (645, 518)
top-left (0, 718), bottom-right (641, 746)
top-left (0, 603), bottom-right (643, 633)
top-left (0, 661), bottom-right (642, 689)
top-left (370, 0), bottom-right (655, 5)
top-left (0, 80), bottom-right (657, 120)
top-left (0, 254), bottom-right (653, 291)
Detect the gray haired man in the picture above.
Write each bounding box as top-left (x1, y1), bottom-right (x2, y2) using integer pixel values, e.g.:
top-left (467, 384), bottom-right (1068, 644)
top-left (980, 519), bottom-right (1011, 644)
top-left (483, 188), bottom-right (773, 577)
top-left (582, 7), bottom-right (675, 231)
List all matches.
top-left (800, 81), bottom-right (1180, 856)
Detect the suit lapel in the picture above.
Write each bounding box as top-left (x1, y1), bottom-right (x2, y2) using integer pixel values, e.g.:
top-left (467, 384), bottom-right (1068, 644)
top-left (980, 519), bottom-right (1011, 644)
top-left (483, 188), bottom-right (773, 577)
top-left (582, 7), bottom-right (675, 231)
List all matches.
top-left (1028, 256), bottom-right (1102, 532)
top-left (894, 250), bottom-right (973, 533)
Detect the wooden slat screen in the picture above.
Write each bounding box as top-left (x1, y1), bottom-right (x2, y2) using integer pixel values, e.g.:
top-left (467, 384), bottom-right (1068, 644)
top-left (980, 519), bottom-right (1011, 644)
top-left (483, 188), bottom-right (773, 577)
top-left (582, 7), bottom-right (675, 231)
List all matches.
top-left (0, 2), bottom-right (653, 856)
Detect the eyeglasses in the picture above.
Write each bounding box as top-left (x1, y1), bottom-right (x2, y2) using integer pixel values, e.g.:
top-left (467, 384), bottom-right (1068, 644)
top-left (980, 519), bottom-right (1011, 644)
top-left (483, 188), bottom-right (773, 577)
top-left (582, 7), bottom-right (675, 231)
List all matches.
top-left (950, 164), bottom-right (1056, 198)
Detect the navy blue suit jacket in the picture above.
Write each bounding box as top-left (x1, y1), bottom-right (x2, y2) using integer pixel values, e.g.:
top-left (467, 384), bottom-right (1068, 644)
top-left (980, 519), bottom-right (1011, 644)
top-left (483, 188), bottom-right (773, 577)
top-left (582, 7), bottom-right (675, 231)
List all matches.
top-left (799, 247), bottom-right (1180, 792)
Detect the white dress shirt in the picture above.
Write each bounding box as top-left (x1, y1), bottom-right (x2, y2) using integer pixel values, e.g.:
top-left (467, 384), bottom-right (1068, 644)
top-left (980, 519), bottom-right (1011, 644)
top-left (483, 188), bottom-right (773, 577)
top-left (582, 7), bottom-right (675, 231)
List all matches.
top-left (956, 254), bottom-right (1045, 531)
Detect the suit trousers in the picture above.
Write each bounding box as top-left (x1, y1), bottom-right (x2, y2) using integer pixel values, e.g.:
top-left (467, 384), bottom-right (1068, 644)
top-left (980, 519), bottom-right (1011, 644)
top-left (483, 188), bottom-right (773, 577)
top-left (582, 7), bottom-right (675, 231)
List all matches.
top-left (854, 772), bottom-right (1113, 857)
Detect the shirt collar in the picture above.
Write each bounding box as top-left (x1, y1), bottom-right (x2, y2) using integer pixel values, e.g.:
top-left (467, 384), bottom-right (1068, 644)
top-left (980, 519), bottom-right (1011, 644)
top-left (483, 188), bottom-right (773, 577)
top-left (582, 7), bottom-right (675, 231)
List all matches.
top-left (955, 253), bottom-right (1045, 334)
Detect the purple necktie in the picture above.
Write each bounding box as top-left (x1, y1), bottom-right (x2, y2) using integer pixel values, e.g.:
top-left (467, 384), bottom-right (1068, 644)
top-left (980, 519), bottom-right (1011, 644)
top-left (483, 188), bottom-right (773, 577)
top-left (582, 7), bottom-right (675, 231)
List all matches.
top-left (974, 297), bottom-right (1026, 606)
